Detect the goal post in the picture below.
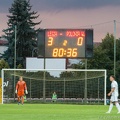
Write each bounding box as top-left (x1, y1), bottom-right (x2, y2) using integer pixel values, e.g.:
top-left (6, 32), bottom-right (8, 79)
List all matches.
top-left (1, 69), bottom-right (107, 105)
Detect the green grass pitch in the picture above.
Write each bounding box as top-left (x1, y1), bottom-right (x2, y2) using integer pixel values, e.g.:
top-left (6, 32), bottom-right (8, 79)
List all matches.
top-left (0, 104), bottom-right (120, 120)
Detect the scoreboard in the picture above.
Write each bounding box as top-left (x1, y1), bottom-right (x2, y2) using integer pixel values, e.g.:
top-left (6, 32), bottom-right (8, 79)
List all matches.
top-left (37, 29), bottom-right (93, 58)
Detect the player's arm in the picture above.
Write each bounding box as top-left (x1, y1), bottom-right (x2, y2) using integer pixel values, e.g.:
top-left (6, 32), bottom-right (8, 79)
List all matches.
top-left (15, 82), bottom-right (18, 94)
top-left (24, 82), bottom-right (28, 94)
top-left (108, 87), bottom-right (115, 96)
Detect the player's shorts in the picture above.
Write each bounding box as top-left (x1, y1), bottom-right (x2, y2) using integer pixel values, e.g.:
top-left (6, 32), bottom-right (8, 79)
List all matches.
top-left (110, 95), bottom-right (118, 102)
top-left (17, 90), bottom-right (24, 97)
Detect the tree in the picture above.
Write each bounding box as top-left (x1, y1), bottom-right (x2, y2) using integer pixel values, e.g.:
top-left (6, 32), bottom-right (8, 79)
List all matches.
top-left (87, 45), bottom-right (112, 69)
top-left (3, 0), bottom-right (41, 68)
top-left (100, 33), bottom-right (114, 61)
top-left (0, 59), bottom-right (10, 70)
top-left (0, 59), bottom-right (10, 77)
top-left (98, 33), bottom-right (120, 79)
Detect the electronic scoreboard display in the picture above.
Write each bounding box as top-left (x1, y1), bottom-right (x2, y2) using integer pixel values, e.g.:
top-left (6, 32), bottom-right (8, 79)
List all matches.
top-left (37, 29), bottom-right (93, 58)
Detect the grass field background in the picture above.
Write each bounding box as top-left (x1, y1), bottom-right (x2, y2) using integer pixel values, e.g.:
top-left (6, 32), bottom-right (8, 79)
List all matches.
top-left (0, 104), bottom-right (120, 120)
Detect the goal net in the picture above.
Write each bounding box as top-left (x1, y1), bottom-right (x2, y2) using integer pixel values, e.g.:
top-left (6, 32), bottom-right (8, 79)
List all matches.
top-left (1, 69), bottom-right (107, 105)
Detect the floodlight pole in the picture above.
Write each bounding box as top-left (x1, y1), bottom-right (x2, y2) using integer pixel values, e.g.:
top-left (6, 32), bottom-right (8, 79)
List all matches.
top-left (14, 25), bottom-right (17, 101)
top-left (114, 20), bottom-right (116, 77)
top-left (14, 25), bottom-right (17, 69)
top-left (84, 59), bottom-right (87, 103)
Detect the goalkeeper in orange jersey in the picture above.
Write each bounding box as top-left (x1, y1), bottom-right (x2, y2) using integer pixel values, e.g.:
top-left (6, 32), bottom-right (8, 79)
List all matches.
top-left (15, 76), bottom-right (28, 105)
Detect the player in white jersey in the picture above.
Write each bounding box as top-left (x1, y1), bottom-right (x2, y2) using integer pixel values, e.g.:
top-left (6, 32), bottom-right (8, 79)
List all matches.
top-left (106, 75), bottom-right (120, 114)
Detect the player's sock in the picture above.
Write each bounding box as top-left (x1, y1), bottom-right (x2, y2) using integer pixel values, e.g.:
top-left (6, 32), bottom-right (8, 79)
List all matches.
top-left (115, 103), bottom-right (120, 112)
top-left (107, 103), bottom-right (113, 113)
top-left (18, 97), bottom-right (20, 105)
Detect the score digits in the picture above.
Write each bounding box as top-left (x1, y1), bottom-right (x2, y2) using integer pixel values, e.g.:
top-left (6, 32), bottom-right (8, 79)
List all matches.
top-left (47, 36), bottom-right (84, 57)
top-left (48, 37), bottom-right (53, 46)
top-left (77, 37), bottom-right (83, 46)
top-left (47, 37), bottom-right (84, 46)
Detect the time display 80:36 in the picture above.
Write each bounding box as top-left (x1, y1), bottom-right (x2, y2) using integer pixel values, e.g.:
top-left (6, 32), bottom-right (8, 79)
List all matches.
top-left (45, 30), bottom-right (86, 58)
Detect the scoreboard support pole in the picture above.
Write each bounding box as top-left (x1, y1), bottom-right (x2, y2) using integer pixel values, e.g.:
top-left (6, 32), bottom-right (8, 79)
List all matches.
top-left (66, 58), bottom-right (68, 69)
top-left (43, 58), bottom-right (46, 102)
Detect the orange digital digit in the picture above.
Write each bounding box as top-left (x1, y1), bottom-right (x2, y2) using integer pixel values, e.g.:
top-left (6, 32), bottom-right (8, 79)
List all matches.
top-left (67, 48), bottom-right (72, 57)
top-left (58, 48), bottom-right (64, 57)
top-left (48, 37), bottom-right (53, 46)
top-left (77, 37), bottom-right (83, 46)
top-left (63, 40), bottom-right (68, 46)
top-left (72, 48), bottom-right (77, 57)
top-left (53, 48), bottom-right (58, 57)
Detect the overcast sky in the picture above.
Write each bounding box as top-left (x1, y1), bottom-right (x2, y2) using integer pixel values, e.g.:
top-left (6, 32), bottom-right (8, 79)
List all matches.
top-left (0, 0), bottom-right (120, 42)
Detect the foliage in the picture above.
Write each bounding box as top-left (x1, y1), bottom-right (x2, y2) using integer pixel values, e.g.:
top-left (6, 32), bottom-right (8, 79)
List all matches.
top-left (0, 59), bottom-right (10, 70)
top-left (17, 64), bottom-right (23, 69)
top-left (2, 0), bottom-right (41, 68)
top-left (0, 59), bottom-right (10, 77)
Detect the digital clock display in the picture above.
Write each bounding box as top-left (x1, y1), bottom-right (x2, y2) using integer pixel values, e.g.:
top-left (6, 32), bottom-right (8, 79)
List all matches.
top-left (37, 29), bottom-right (93, 58)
